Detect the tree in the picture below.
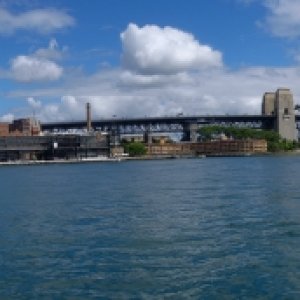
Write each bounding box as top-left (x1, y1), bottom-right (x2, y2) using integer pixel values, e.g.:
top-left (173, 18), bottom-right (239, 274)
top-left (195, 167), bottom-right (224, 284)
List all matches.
top-left (123, 142), bottom-right (147, 156)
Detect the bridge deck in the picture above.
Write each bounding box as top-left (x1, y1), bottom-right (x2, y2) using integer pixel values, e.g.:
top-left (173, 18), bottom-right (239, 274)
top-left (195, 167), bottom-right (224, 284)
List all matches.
top-left (41, 115), bottom-right (276, 130)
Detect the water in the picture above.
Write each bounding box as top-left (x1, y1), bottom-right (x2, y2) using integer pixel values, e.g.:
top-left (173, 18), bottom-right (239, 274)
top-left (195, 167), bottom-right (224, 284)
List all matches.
top-left (0, 156), bottom-right (300, 299)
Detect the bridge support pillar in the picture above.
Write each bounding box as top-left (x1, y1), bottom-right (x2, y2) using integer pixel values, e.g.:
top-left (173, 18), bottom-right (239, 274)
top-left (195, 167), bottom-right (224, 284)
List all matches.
top-left (183, 123), bottom-right (198, 142)
top-left (144, 125), bottom-right (152, 144)
top-left (109, 125), bottom-right (120, 146)
top-left (275, 89), bottom-right (297, 141)
top-left (262, 88), bottom-right (297, 140)
top-left (144, 132), bottom-right (152, 144)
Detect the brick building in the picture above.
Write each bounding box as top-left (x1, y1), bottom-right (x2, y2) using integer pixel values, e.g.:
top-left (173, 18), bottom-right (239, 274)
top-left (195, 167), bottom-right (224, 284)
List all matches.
top-left (0, 118), bottom-right (41, 137)
top-left (147, 140), bottom-right (267, 156)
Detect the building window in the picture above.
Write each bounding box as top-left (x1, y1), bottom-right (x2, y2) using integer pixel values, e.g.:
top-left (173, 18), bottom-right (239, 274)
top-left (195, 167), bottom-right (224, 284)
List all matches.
top-left (284, 108), bottom-right (289, 115)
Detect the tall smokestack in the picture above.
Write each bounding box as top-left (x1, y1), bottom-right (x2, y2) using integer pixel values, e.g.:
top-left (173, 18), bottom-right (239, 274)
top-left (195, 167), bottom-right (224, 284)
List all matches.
top-left (86, 102), bottom-right (91, 132)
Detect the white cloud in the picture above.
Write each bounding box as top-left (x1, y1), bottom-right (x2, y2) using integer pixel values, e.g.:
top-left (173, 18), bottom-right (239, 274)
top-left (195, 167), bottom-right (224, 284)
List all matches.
top-left (119, 70), bottom-right (192, 87)
top-left (13, 65), bottom-right (300, 122)
top-left (0, 113), bottom-right (14, 122)
top-left (27, 97), bottom-right (41, 109)
top-left (5, 23), bottom-right (300, 122)
top-left (0, 7), bottom-right (75, 35)
top-left (34, 38), bottom-right (67, 61)
top-left (5, 39), bottom-right (65, 82)
top-left (38, 104), bottom-right (61, 121)
top-left (261, 0), bottom-right (300, 38)
top-left (11, 55), bottom-right (63, 82)
top-left (30, 96), bottom-right (88, 121)
top-left (121, 23), bottom-right (223, 75)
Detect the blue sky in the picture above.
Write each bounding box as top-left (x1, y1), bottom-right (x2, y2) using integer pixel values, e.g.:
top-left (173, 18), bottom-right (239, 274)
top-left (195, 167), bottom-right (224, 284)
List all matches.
top-left (1, 0), bottom-right (300, 121)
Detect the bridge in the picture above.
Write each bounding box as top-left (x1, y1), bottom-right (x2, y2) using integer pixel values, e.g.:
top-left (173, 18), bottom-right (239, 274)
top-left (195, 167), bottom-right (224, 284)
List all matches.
top-left (41, 89), bottom-right (300, 142)
top-left (42, 114), bottom-right (276, 129)
top-left (41, 114), bottom-right (277, 141)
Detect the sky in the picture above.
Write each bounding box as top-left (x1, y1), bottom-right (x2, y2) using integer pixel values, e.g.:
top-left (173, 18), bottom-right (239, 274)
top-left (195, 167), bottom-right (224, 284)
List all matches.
top-left (1, 0), bottom-right (300, 122)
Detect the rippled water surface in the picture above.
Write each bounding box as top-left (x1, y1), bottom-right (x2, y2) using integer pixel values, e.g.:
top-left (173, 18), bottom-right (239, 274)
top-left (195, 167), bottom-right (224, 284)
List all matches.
top-left (1, 156), bottom-right (300, 299)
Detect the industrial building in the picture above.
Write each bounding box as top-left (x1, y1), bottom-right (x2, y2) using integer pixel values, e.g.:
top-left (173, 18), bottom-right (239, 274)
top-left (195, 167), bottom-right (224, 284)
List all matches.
top-left (0, 104), bottom-right (109, 161)
top-left (0, 134), bottom-right (109, 162)
top-left (147, 140), bottom-right (267, 157)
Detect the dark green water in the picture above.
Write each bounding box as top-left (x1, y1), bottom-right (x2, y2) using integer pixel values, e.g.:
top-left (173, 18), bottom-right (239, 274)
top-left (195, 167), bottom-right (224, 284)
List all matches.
top-left (0, 156), bottom-right (300, 299)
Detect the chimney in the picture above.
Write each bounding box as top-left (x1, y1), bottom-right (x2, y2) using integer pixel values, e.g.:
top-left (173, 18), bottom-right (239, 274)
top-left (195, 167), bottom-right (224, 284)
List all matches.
top-left (86, 102), bottom-right (91, 132)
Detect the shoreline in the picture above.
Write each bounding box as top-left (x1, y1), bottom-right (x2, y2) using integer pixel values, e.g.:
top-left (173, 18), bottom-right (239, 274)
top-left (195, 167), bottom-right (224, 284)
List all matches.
top-left (1, 151), bottom-right (299, 167)
top-left (0, 156), bottom-right (122, 166)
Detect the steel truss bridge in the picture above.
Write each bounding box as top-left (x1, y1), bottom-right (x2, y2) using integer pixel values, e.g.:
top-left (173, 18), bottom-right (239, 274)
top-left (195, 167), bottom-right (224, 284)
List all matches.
top-left (42, 114), bottom-right (277, 132)
top-left (41, 114), bottom-right (300, 142)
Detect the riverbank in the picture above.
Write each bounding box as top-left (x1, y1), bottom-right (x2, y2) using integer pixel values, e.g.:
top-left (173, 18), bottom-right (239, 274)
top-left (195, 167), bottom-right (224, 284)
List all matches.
top-left (0, 156), bottom-right (121, 166)
top-left (1, 150), bottom-right (299, 166)
top-left (0, 155), bottom-right (195, 166)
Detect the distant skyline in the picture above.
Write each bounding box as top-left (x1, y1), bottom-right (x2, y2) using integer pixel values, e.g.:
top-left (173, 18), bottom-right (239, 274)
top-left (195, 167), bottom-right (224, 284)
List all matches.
top-left (1, 0), bottom-right (300, 121)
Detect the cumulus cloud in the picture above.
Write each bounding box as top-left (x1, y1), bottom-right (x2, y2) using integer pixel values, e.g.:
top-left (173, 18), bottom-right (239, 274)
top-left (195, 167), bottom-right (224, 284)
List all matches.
top-left (5, 22), bottom-right (300, 122)
top-left (261, 0), bottom-right (300, 38)
top-left (34, 38), bottom-right (67, 61)
top-left (11, 55), bottom-right (63, 82)
top-left (121, 23), bottom-right (223, 75)
top-left (12, 65), bottom-right (300, 123)
top-left (30, 96), bottom-right (90, 121)
top-left (6, 39), bottom-right (65, 82)
top-left (0, 7), bottom-right (75, 35)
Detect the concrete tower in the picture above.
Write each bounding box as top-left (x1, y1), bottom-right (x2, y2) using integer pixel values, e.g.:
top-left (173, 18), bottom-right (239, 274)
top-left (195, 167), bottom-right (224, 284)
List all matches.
top-left (262, 92), bottom-right (275, 115)
top-left (262, 88), bottom-right (296, 141)
top-left (275, 88), bottom-right (296, 141)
